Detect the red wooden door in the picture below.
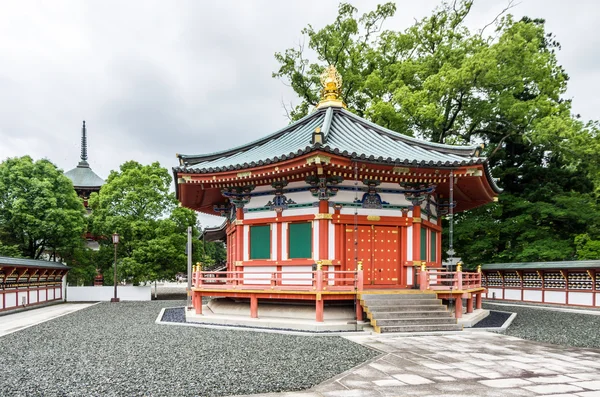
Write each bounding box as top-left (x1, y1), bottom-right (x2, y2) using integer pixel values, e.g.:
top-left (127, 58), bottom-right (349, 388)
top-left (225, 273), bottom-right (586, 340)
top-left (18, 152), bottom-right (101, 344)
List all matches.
top-left (345, 225), bottom-right (401, 286)
top-left (372, 226), bottom-right (399, 285)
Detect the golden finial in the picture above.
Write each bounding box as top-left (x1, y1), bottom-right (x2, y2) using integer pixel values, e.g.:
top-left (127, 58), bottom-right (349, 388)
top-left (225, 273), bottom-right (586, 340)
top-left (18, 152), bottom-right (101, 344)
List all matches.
top-left (316, 65), bottom-right (346, 109)
top-left (316, 260), bottom-right (323, 271)
top-left (457, 261), bottom-right (463, 272)
top-left (477, 264), bottom-right (482, 273)
top-left (357, 260), bottom-right (363, 271)
top-left (421, 261), bottom-right (427, 272)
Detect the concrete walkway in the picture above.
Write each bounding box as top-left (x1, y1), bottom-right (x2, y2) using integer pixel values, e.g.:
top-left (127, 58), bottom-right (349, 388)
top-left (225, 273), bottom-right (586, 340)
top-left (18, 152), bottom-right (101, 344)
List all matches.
top-left (238, 332), bottom-right (600, 397)
top-left (0, 303), bottom-right (95, 337)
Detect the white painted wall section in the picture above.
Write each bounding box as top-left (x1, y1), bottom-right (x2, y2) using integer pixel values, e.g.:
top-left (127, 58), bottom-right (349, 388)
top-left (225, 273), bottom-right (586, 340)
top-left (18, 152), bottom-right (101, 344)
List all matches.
top-left (67, 286), bottom-right (151, 301)
top-left (312, 220), bottom-right (319, 260)
top-left (544, 291), bottom-right (566, 304)
top-left (243, 266), bottom-right (276, 285)
top-left (568, 292), bottom-right (593, 306)
top-left (523, 290), bottom-right (543, 302)
top-left (504, 289), bottom-right (521, 300)
top-left (271, 223), bottom-right (278, 261)
top-left (328, 221), bottom-right (335, 259)
top-left (406, 226), bottom-right (413, 261)
top-left (281, 222), bottom-right (288, 260)
top-left (243, 225), bottom-right (250, 261)
top-left (280, 265), bottom-right (312, 286)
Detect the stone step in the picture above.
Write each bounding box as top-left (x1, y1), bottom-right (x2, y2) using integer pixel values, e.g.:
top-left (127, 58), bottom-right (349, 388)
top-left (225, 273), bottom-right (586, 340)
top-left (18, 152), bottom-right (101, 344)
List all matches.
top-left (373, 317), bottom-right (457, 326)
top-left (367, 304), bottom-right (447, 313)
top-left (360, 293), bottom-right (438, 301)
top-left (361, 298), bottom-right (442, 306)
top-left (367, 310), bottom-right (453, 319)
top-left (375, 323), bottom-right (463, 333)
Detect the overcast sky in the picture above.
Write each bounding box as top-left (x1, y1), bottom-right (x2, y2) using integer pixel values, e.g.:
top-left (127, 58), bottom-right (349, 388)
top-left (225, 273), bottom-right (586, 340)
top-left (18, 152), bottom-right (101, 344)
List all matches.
top-left (1, 0), bottom-right (598, 227)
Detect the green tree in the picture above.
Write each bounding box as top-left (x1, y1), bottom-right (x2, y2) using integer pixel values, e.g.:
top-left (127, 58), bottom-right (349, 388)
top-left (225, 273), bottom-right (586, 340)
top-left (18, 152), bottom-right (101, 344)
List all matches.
top-left (89, 161), bottom-right (201, 284)
top-left (0, 156), bottom-right (86, 259)
top-left (274, 1), bottom-right (600, 264)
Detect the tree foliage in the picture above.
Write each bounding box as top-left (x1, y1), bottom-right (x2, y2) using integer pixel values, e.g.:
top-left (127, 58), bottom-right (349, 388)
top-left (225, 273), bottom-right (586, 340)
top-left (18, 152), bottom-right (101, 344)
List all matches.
top-left (0, 156), bottom-right (86, 259)
top-left (274, 1), bottom-right (600, 264)
top-left (89, 161), bottom-right (202, 284)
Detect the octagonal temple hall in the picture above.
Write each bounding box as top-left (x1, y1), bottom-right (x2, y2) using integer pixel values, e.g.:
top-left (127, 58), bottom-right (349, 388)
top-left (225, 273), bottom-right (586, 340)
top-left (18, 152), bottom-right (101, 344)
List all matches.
top-left (173, 66), bottom-right (500, 332)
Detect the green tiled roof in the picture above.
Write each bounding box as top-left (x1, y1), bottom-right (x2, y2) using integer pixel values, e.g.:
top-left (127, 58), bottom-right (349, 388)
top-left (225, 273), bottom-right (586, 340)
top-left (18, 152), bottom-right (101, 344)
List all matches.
top-left (481, 260), bottom-right (600, 270)
top-left (65, 161), bottom-right (105, 189)
top-left (176, 107), bottom-right (489, 171)
top-left (0, 256), bottom-right (70, 270)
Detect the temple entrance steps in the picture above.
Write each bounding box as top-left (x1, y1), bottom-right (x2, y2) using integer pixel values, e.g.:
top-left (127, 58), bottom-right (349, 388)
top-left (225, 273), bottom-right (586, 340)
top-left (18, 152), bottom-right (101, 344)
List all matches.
top-left (359, 293), bottom-right (462, 333)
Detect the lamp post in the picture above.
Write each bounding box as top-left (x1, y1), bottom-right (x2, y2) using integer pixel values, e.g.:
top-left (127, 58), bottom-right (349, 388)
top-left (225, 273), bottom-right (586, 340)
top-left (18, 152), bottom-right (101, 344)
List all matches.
top-left (111, 232), bottom-right (120, 302)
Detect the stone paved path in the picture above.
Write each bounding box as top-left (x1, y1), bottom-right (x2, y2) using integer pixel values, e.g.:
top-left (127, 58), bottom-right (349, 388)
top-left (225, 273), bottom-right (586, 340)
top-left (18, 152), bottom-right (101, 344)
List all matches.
top-left (0, 303), bottom-right (95, 337)
top-left (238, 332), bottom-right (600, 397)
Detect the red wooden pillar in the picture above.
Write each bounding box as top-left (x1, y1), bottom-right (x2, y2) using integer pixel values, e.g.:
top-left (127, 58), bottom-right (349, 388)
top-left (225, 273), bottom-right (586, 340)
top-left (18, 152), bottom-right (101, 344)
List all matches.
top-left (476, 293), bottom-right (482, 309)
top-left (399, 226), bottom-right (407, 286)
top-left (315, 297), bottom-right (324, 322)
top-left (318, 200), bottom-right (329, 261)
top-left (412, 206), bottom-right (421, 264)
top-left (194, 292), bottom-right (202, 315)
top-left (466, 295), bottom-right (474, 313)
top-left (455, 296), bottom-right (463, 318)
top-left (236, 207), bottom-right (244, 266)
top-left (250, 295), bottom-right (258, 318)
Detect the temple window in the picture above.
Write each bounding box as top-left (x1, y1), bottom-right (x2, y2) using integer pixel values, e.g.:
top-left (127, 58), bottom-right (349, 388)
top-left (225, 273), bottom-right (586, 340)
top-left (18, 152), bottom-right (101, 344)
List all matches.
top-left (288, 222), bottom-right (312, 259)
top-left (430, 230), bottom-right (437, 262)
top-left (250, 225), bottom-right (271, 259)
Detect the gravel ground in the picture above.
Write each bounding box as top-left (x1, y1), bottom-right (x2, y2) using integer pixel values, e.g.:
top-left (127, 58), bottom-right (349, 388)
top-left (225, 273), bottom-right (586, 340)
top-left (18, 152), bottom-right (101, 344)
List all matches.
top-left (483, 302), bottom-right (600, 349)
top-left (471, 310), bottom-right (512, 328)
top-left (0, 301), bottom-right (379, 397)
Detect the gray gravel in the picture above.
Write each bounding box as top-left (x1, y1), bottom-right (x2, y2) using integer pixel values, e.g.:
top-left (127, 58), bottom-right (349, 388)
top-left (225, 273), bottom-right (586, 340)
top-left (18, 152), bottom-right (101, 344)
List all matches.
top-left (0, 301), bottom-right (379, 397)
top-left (483, 302), bottom-right (600, 349)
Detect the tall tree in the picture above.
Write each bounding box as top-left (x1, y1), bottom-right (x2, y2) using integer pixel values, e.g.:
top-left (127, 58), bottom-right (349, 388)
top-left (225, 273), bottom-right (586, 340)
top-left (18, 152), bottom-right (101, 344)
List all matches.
top-left (89, 161), bottom-right (202, 284)
top-left (0, 156), bottom-right (86, 259)
top-left (274, 1), bottom-right (600, 264)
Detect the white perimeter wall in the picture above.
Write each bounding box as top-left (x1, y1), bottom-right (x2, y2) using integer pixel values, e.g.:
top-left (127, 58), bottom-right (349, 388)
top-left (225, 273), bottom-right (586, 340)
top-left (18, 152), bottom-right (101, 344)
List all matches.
top-left (67, 286), bottom-right (151, 301)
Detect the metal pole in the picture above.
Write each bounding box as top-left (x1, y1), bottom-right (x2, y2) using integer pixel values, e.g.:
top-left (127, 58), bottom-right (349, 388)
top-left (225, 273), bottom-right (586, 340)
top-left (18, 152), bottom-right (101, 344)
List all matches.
top-left (112, 243), bottom-right (119, 302)
top-left (187, 226), bottom-right (192, 309)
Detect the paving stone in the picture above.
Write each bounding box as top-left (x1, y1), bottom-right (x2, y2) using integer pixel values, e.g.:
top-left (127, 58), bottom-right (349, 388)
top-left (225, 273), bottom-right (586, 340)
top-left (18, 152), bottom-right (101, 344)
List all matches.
top-left (569, 381), bottom-right (600, 390)
top-left (372, 379), bottom-right (406, 387)
top-left (522, 384), bottom-right (584, 394)
top-left (479, 378), bottom-right (533, 388)
top-left (576, 391), bottom-right (600, 397)
top-left (392, 373), bottom-right (434, 385)
top-left (527, 375), bottom-right (582, 384)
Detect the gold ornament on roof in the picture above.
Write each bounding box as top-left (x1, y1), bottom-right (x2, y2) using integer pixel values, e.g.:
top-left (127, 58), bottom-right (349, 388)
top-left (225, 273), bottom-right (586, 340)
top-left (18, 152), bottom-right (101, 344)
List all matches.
top-left (316, 65), bottom-right (347, 109)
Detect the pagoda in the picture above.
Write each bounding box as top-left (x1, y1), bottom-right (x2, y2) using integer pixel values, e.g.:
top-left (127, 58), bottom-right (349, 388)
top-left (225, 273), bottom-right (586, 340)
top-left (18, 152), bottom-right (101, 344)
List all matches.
top-left (65, 121), bottom-right (105, 210)
top-left (174, 66), bottom-right (500, 330)
top-left (65, 121), bottom-right (105, 285)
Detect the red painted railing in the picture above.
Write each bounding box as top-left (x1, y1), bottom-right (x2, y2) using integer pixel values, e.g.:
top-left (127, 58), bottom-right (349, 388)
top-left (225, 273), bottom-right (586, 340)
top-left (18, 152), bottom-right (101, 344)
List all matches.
top-left (192, 269), bottom-right (364, 293)
top-left (419, 269), bottom-right (482, 291)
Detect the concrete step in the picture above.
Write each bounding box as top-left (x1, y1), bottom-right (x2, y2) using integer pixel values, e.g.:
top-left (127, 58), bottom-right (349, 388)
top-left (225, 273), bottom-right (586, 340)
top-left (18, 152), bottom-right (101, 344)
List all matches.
top-left (367, 304), bottom-right (447, 313)
top-left (360, 293), bottom-right (438, 301)
top-left (361, 298), bottom-right (442, 306)
top-left (375, 323), bottom-right (463, 333)
top-left (373, 317), bottom-right (457, 326)
top-left (367, 310), bottom-right (453, 319)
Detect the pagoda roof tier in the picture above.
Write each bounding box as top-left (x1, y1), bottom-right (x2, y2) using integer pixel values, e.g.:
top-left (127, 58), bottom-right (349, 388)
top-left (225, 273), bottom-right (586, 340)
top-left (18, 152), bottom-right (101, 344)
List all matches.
top-left (175, 107), bottom-right (494, 177)
top-left (65, 162), bottom-right (105, 189)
